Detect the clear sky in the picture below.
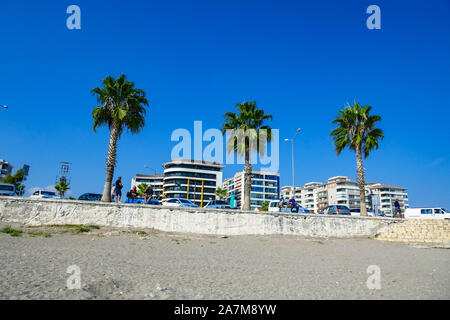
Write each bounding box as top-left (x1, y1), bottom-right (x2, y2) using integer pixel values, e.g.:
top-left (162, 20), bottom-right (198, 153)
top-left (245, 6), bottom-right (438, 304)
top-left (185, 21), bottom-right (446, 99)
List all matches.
top-left (0, 0), bottom-right (449, 207)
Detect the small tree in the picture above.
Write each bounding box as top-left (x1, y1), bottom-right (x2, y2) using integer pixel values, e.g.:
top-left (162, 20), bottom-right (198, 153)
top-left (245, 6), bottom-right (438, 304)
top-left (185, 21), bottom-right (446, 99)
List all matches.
top-left (260, 201), bottom-right (269, 211)
top-left (1, 168), bottom-right (26, 196)
top-left (215, 187), bottom-right (227, 200)
top-left (55, 180), bottom-right (70, 198)
top-left (137, 183), bottom-right (148, 196)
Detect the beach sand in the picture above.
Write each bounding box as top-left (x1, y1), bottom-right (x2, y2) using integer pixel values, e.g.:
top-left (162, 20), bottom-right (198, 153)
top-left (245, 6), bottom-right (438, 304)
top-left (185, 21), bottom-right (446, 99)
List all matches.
top-left (0, 222), bottom-right (448, 300)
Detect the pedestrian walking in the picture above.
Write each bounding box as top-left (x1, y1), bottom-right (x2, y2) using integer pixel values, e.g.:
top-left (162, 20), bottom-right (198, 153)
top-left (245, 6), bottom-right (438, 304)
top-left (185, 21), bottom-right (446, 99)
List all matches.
top-left (393, 199), bottom-right (401, 218)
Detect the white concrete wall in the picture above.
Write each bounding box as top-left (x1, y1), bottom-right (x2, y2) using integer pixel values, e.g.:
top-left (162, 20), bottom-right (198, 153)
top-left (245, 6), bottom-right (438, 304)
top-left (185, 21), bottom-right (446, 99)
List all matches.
top-left (0, 196), bottom-right (402, 238)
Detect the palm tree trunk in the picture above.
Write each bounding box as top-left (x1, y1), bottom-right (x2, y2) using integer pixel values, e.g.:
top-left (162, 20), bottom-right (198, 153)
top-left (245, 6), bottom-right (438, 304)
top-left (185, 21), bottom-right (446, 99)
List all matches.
top-left (356, 145), bottom-right (367, 216)
top-left (243, 139), bottom-right (252, 211)
top-left (101, 123), bottom-right (119, 202)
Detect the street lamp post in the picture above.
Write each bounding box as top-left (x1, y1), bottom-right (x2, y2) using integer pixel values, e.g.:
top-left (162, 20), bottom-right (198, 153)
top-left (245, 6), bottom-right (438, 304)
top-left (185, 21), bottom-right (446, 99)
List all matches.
top-left (284, 128), bottom-right (301, 197)
top-left (143, 165), bottom-right (157, 174)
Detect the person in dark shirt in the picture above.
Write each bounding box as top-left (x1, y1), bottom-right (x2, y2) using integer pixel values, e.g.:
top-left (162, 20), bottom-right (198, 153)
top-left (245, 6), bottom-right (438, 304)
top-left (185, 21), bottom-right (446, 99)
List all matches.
top-left (394, 199), bottom-right (401, 218)
top-left (289, 196), bottom-right (297, 212)
top-left (144, 185), bottom-right (154, 204)
top-left (114, 177), bottom-right (123, 202)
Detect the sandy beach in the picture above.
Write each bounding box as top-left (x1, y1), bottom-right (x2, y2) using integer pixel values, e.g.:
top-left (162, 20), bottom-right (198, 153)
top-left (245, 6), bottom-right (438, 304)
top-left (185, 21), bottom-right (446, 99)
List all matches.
top-left (0, 222), bottom-right (448, 300)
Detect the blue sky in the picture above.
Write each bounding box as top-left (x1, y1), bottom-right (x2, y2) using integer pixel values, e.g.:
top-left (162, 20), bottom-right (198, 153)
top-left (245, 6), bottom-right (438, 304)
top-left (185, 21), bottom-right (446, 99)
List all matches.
top-left (0, 0), bottom-right (449, 207)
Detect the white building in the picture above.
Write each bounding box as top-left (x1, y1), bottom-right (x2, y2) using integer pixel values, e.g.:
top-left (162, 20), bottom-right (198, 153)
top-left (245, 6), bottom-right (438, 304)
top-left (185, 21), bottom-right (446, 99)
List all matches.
top-left (0, 159), bottom-right (13, 179)
top-left (162, 159), bottom-right (224, 207)
top-left (368, 183), bottom-right (409, 214)
top-left (326, 176), bottom-right (370, 210)
top-left (131, 174), bottom-right (164, 198)
top-left (223, 171), bottom-right (280, 209)
top-left (281, 176), bottom-right (409, 214)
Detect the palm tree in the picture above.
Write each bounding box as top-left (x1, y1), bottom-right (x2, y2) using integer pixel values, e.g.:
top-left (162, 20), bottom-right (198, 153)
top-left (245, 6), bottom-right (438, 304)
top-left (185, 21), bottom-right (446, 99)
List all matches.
top-left (1, 168), bottom-right (26, 196)
top-left (221, 101), bottom-right (273, 211)
top-left (330, 102), bottom-right (384, 216)
top-left (92, 74), bottom-right (149, 202)
top-left (137, 183), bottom-right (148, 196)
top-left (215, 187), bottom-right (227, 200)
top-left (55, 180), bottom-right (70, 198)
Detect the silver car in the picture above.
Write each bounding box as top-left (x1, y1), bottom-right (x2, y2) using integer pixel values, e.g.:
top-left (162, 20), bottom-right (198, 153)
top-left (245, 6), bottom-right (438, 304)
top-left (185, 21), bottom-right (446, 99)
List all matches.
top-left (204, 200), bottom-right (230, 209)
top-left (322, 205), bottom-right (351, 215)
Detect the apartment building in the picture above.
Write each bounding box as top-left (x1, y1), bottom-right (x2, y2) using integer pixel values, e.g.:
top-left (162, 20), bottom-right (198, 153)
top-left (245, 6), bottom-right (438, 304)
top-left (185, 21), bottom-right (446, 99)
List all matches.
top-left (162, 159), bottom-right (224, 207)
top-left (326, 176), bottom-right (370, 210)
top-left (281, 186), bottom-right (291, 198)
top-left (130, 174), bottom-right (164, 198)
top-left (281, 184), bottom-right (326, 212)
top-left (301, 182), bottom-right (323, 212)
top-left (223, 171), bottom-right (280, 209)
top-left (281, 176), bottom-right (409, 215)
top-left (368, 183), bottom-right (409, 214)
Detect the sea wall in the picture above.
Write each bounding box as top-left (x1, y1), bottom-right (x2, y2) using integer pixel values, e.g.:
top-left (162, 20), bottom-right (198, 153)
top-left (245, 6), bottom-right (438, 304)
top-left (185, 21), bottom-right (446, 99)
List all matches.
top-left (0, 196), bottom-right (405, 238)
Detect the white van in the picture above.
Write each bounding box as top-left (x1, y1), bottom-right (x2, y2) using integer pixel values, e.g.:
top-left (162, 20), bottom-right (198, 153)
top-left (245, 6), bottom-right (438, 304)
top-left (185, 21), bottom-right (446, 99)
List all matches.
top-left (404, 207), bottom-right (450, 219)
top-left (0, 183), bottom-right (16, 196)
top-left (30, 190), bottom-right (59, 199)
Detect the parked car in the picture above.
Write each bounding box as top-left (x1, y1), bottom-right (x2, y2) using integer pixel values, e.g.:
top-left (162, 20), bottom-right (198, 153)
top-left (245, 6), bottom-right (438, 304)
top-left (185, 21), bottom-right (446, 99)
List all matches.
top-left (0, 183), bottom-right (16, 196)
top-left (268, 200), bottom-right (310, 213)
top-left (404, 207), bottom-right (450, 219)
top-left (78, 193), bottom-right (102, 201)
top-left (30, 190), bottom-right (59, 199)
top-left (204, 200), bottom-right (230, 209)
top-left (321, 205), bottom-right (351, 215)
top-left (161, 198), bottom-right (199, 208)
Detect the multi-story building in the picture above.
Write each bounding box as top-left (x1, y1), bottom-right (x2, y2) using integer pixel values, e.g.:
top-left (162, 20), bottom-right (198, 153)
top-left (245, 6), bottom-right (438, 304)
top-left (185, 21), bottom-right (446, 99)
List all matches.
top-left (281, 176), bottom-right (409, 215)
top-left (130, 174), bottom-right (164, 198)
top-left (162, 159), bottom-right (224, 207)
top-left (223, 171), bottom-right (280, 209)
top-left (315, 183), bottom-right (328, 213)
top-left (0, 159), bottom-right (13, 179)
top-left (326, 176), bottom-right (370, 210)
top-left (300, 182), bottom-right (323, 212)
top-left (281, 186), bottom-right (303, 203)
top-left (281, 186), bottom-right (295, 199)
top-left (368, 183), bottom-right (409, 214)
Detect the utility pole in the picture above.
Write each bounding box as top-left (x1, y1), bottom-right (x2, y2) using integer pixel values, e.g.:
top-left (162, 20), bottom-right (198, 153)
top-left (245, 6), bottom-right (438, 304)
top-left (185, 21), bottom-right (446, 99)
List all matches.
top-left (284, 128), bottom-right (301, 197)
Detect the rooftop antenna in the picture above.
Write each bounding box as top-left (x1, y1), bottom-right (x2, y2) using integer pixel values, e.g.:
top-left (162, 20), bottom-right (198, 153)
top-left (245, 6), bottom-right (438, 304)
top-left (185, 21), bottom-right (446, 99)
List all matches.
top-left (56, 161), bottom-right (71, 184)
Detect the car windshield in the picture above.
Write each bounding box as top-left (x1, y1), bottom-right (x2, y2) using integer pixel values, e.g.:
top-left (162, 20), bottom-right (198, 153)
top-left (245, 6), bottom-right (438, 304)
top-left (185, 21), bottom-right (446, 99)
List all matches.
top-left (42, 191), bottom-right (56, 196)
top-left (441, 208), bottom-right (449, 213)
top-left (0, 185), bottom-right (14, 191)
top-left (178, 199), bottom-right (192, 204)
top-left (337, 206), bottom-right (349, 210)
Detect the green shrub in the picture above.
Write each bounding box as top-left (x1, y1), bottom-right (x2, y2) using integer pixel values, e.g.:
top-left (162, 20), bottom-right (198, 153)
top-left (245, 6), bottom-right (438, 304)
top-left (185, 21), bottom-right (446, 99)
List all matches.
top-left (28, 231), bottom-right (44, 237)
top-left (1, 226), bottom-right (23, 236)
top-left (10, 230), bottom-right (23, 237)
